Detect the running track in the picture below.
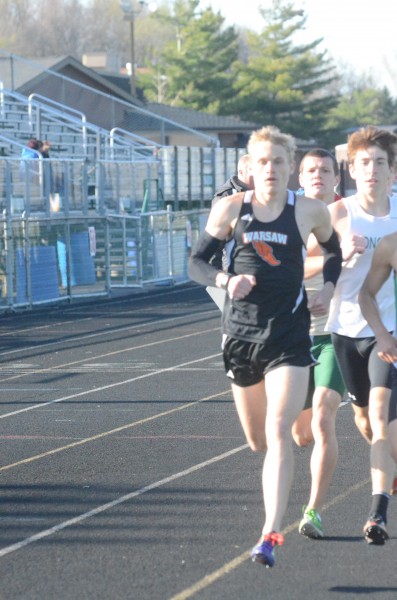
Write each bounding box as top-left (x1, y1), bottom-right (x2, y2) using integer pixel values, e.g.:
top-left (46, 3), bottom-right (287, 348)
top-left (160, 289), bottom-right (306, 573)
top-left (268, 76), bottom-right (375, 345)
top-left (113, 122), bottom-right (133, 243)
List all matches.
top-left (0, 284), bottom-right (395, 599)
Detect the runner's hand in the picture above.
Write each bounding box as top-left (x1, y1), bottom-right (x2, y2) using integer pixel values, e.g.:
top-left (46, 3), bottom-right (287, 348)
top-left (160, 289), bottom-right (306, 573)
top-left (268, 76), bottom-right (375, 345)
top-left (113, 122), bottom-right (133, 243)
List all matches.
top-left (227, 274), bottom-right (256, 299)
top-left (341, 234), bottom-right (366, 261)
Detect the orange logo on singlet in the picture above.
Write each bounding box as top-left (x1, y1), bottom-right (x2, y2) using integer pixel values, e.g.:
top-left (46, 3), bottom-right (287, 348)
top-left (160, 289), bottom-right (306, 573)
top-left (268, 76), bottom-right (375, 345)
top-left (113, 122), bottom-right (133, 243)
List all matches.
top-left (252, 240), bottom-right (281, 266)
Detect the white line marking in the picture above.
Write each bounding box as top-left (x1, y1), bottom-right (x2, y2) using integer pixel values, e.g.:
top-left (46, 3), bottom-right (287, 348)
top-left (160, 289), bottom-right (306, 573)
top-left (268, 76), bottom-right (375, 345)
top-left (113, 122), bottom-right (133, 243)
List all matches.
top-left (0, 444), bottom-right (248, 559)
top-left (0, 351), bottom-right (222, 420)
top-left (0, 388), bottom-right (83, 392)
top-left (0, 287), bottom-right (204, 340)
top-left (0, 308), bottom-right (217, 358)
top-left (0, 324), bottom-right (220, 387)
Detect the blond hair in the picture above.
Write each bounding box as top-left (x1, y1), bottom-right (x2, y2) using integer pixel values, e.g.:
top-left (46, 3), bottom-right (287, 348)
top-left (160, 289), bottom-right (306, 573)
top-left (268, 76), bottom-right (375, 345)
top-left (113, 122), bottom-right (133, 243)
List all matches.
top-left (248, 126), bottom-right (296, 164)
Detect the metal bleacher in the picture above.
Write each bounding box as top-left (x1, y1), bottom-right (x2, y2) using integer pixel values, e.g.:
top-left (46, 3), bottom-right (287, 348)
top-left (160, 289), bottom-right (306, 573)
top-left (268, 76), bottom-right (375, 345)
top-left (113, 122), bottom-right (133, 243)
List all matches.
top-left (0, 84), bottom-right (160, 162)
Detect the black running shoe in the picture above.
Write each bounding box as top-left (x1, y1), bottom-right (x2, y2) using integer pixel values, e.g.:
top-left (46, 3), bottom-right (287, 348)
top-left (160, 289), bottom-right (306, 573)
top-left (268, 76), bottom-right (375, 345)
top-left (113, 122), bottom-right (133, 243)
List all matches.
top-left (363, 514), bottom-right (389, 545)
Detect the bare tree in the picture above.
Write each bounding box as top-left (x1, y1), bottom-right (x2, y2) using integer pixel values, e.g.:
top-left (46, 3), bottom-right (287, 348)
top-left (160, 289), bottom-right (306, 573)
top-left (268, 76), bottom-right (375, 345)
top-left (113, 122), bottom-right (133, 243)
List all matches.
top-left (83, 0), bottom-right (126, 55)
top-left (0, 0), bottom-right (176, 69)
top-left (32, 0), bottom-right (88, 57)
top-left (0, 0), bottom-right (34, 53)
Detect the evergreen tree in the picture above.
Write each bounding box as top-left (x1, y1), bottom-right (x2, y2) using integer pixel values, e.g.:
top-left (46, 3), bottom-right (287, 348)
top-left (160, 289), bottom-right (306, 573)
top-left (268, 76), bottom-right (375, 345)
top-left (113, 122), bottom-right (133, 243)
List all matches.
top-left (324, 86), bottom-right (397, 147)
top-left (138, 0), bottom-right (239, 113)
top-left (225, 0), bottom-right (339, 141)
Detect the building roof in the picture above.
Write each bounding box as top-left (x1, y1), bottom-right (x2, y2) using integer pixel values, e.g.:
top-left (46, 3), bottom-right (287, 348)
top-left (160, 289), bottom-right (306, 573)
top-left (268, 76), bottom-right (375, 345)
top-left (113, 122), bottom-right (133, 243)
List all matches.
top-left (13, 55), bottom-right (144, 108)
top-left (91, 72), bottom-right (146, 102)
top-left (0, 54), bottom-right (69, 90)
top-left (145, 102), bottom-right (259, 133)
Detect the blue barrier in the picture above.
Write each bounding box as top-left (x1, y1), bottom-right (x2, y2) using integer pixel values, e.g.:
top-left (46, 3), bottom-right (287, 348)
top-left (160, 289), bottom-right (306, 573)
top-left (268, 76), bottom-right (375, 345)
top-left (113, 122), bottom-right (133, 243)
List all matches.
top-left (57, 231), bottom-right (96, 287)
top-left (15, 246), bottom-right (60, 303)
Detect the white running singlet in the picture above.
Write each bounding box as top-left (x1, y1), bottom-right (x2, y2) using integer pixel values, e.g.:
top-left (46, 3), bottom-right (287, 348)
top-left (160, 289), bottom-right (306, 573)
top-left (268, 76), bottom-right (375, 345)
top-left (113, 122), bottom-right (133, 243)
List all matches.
top-left (326, 195), bottom-right (397, 337)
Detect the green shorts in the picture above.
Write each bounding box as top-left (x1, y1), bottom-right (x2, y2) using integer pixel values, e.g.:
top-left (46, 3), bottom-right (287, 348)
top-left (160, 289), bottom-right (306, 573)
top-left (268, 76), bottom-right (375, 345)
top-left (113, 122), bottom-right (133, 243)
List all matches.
top-left (303, 334), bottom-right (345, 410)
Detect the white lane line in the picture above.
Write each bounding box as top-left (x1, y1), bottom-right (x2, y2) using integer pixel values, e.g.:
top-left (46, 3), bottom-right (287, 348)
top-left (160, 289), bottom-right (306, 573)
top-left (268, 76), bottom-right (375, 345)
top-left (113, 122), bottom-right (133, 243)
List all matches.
top-left (0, 325), bottom-right (220, 385)
top-left (0, 390), bottom-right (231, 471)
top-left (0, 388), bottom-right (83, 392)
top-left (0, 287), bottom-right (204, 340)
top-left (0, 308), bottom-right (218, 358)
top-left (0, 316), bottom-right (95, 338)
top-left (0, 350), bottom-right (222, 420)
top-left (0, 366), bottom-right (222, 376)
top-left (0, 444), bottom-right (248, 559)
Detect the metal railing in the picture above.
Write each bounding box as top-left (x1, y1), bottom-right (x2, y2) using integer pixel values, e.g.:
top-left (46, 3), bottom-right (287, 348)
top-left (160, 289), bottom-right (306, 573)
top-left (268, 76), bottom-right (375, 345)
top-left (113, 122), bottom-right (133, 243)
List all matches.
top-left (0, 206), bottom-right (208, 311)
top-left (0, 142), bottom-right (246, 210)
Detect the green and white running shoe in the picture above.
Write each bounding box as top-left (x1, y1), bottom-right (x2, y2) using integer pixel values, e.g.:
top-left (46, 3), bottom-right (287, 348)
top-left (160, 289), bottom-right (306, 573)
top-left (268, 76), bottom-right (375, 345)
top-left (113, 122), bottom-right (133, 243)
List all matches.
top-left (299, 506), bottom-right (324, 539)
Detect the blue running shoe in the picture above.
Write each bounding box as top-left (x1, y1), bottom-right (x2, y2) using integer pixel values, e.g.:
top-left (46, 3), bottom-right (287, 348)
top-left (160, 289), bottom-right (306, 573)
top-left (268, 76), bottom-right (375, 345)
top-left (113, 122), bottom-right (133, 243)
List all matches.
top-left (251, 532), bottom-right (284, 567)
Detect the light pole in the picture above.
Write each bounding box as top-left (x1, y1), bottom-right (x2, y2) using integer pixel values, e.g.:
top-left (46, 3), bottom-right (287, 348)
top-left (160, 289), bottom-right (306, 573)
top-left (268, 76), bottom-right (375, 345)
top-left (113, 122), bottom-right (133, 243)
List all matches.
top-left (119, 0), bottom-right (142, 97)
top-left (119, 0), bottom-right (157, 97)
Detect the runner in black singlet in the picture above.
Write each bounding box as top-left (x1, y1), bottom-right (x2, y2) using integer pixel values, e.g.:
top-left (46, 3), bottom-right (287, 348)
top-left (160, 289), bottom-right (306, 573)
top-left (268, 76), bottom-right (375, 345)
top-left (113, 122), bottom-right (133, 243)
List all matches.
top-left (221, 189), bottom-right (313, 387)
top-left (188, 126), bottom-right (342, 567)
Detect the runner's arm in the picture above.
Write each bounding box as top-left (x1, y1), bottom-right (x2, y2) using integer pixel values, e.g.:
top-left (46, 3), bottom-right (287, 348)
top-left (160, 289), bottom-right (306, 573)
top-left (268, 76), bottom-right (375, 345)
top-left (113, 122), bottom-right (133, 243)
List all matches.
top-left (188, 195), bottom-right (237, 289)
top-left (359, 238), bottom-right (397, 361)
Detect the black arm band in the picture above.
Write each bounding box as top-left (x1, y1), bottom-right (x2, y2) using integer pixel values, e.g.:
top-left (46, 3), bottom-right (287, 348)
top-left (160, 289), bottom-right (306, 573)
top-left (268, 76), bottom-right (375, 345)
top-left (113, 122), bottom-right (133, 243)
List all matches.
top-left (188, 231), bottom-right (224, 287)
top-left (320, 229), bottom-right (342, 286)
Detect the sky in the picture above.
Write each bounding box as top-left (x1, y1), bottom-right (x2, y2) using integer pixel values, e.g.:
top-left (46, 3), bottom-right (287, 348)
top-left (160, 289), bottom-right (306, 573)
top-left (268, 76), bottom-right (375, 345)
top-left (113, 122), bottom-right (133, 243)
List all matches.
top-left (198, 0), bottom-right (397, 96)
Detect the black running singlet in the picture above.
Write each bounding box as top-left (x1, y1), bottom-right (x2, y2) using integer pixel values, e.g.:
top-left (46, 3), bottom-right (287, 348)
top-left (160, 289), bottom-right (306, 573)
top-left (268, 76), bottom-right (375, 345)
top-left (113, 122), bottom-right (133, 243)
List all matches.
top-left (222, 190), bottom-right (310, 344)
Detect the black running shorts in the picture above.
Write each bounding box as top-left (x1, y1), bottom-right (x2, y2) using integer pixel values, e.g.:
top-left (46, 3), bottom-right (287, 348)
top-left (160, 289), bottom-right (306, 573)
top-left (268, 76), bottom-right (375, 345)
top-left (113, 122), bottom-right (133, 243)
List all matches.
top-left (390, 366), bottom-right (397, 423)
top-left (331, 333), bottom-right (392, 407)
top-left (222, 336), bottom-right (316, 388)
